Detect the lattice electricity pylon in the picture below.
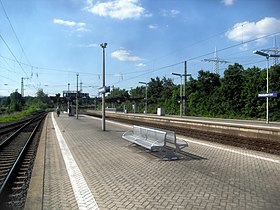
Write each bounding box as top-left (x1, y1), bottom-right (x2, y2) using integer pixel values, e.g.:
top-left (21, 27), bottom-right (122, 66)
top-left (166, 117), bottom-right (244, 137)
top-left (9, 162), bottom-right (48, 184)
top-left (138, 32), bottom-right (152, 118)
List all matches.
top-left (261, 49), bottom-right (280, 65)
top-left (262, 37), bottom-right (280, 65)
top-left (202, 47), bottom-right (230, 75)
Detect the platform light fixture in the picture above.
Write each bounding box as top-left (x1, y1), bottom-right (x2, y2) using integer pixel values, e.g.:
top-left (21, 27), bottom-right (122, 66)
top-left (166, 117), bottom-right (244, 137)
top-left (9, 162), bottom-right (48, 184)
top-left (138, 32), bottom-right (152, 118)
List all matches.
top-left (100, 43), bottom-right (107, 131)
top-left (253, 50), bottom-right (280, 124)
top-left (67, 83), bottom-right (70, 115)
top-left (76, 73), bottom-right (79, 119)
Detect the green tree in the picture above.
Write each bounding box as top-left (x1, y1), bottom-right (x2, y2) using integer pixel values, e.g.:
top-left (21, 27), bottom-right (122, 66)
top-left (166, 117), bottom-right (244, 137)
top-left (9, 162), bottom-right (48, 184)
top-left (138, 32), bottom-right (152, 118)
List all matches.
top-left (268, 64), bottom-right (280, 120)
top-left (9, 91), bottom-right (24, 111)
top-left (241, 66), bottom-right (262, 118)
top-left (34, 89), bottom-right (49, 109)
top-left (106, 87), bottom-right (129, 110)
top-left (161, 77), bottom-right (177, 114)
top-left (147, 77), bottom-right (163, 113)
top-left (0, 97), bottom-right (10, 108)
top-left (220, 63), bottom-right (244, 117)
top-left (187, 70), bottom-right (221, 116)
top-left (130, 86), bottom-right (146, 113)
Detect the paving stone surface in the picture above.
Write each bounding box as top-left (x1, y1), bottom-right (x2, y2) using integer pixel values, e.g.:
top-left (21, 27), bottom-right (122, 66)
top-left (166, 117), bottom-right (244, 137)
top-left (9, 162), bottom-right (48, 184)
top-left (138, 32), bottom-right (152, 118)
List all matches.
top-left (42, 115), bottom-right (78, 210)
top-left (42, 113), bottom-right (280, 210)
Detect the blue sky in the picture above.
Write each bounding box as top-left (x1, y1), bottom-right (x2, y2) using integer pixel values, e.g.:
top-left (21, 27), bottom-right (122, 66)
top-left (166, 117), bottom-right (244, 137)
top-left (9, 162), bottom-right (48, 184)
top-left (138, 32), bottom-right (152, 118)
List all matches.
top-left (0, 0), bottom-right (280, 97)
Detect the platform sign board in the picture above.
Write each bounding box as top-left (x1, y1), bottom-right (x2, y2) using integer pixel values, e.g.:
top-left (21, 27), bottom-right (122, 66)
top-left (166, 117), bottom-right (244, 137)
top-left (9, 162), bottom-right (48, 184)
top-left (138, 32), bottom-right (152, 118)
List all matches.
top-left (258, 92), bottom-right (277, 98)
top-left (98, 86), bottom-right (110, 94)
top-left (98, 87), bottom-right (105, 94)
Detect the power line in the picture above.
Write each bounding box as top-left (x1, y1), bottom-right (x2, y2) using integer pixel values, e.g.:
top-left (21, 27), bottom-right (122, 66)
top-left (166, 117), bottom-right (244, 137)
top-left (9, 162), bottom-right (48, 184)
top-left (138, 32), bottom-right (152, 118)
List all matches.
top-left (0, 34), bottom-right (29, 78)
top-left (111, 32), bottom-right (280, 87)
top-left (187, 32), bottom-right (280, 62)
top-left (111, 61), bottom-right (183, 86)
top-left (0, 34), bottom-right (39, 92)
top-left (0, 0), bottom-right (32, 67)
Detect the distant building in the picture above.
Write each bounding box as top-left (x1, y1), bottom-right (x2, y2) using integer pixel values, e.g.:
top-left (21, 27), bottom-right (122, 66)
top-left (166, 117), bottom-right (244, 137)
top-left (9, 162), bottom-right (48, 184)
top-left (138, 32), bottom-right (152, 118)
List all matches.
top-left (63, 90), bottom-right (90, 104)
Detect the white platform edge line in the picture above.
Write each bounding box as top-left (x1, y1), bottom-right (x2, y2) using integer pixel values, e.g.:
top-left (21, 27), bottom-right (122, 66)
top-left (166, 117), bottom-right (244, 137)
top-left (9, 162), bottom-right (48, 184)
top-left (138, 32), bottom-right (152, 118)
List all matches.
top-left (178, 137), bottom-right (280, 164)
top-left (51, 113), bottom-right (99, 210)
top-left (82, 114), bottom-right (280, 164)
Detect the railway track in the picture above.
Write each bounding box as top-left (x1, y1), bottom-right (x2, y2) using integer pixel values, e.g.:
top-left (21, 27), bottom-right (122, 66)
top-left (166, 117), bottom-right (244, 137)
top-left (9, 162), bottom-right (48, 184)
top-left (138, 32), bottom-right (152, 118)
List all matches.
top-left (0, 119), bottom-right (33, 144)
top-left (82, 110), bottom-right (280, 155)
top-left (0, 112), bottom-right (46, 209)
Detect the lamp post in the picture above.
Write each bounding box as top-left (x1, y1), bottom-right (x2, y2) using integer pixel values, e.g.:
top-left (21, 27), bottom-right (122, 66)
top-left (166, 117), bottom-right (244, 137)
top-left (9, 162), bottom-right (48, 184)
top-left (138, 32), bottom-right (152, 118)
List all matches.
top-left (100, 43), bottom-right (107, 131)
top-left (172, 72), bottom-right (191, 117)
top-left (67, 83), bottom-right (70, 115)
top-left (76, 73), bottom-right (79, 119)
top-left (139, 82), bottom-right (148, 114)
top-left (253, 50), bottom-right (280, 124)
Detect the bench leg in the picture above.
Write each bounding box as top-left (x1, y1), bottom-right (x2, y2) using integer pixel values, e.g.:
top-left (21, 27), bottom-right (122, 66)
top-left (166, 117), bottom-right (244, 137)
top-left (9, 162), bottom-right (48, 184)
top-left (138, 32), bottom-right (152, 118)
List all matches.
top-left (161, 149), bottom-right (182, 161)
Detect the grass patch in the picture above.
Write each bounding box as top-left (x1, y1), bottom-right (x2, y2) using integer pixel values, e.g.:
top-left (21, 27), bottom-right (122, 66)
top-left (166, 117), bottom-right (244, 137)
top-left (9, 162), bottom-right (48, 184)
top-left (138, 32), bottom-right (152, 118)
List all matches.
top-left (0, 105), bottom-right (44, 123)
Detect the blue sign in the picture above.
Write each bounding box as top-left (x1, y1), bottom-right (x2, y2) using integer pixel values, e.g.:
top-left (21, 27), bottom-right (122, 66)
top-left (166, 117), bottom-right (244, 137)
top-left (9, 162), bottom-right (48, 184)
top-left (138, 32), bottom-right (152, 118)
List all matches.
top-left (105, 86), bottom-right (110, 93)
top-left (258, 92), bottom-right (277, 98)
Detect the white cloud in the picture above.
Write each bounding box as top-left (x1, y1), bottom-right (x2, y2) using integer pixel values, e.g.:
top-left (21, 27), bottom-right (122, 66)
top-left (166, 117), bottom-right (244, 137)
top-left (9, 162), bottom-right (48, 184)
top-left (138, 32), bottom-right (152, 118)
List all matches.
top-left (148, 24), bottom-right (158, 29)
top-left (136, 63), bottom-right (146, 67)
top-left (111, 50), bottom-right (142, 61)
top-left (77, 43), bottom-right (98, 48)
top-left (53, 19), bottom-right (86, 27)
top-left (53, 19), bottom-right (88, 33)
top-left (160, 9), bottom-right (180, 18)
top-left (85, 0), bottom-right (148, 20)
top-left (221, 0), bottom-right (235, 6)
top-left (170, 9), bottom-right (180, 17)
top-left (226, 17), bottom-right (280, 43)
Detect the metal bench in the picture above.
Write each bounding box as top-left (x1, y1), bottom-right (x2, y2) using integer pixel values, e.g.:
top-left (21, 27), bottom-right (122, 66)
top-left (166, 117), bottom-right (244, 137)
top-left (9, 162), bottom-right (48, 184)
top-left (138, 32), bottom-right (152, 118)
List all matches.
top-left (122, 125), bottom-right (188, 160)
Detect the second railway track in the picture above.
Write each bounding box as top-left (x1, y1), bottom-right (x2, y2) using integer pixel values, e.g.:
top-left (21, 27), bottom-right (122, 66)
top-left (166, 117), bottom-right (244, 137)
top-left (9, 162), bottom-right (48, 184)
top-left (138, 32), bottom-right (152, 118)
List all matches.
top-left (0, 112), bottom-right (46, 209)
top-left (82, 110), bottom-right (280, 156)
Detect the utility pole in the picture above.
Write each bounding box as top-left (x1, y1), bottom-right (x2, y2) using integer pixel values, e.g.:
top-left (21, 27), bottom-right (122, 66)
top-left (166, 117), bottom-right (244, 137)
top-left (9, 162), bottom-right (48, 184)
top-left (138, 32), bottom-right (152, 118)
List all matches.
top-left (67, 83), bottom-right (70, 115)
top-left (76, 73), bottom-right (79, 119)
top-left (100, 43), bottom-right (107, 131)
top-left (21, 77), bottom-right (28, 97)
top-left (203, 47), bottom-right (229, 75)
top-left (21, 77), bottom-right (24, 96)
top-left (183, 61), bottom-right (187, 116)
top-left (172, 73), bottom-right (191, 117)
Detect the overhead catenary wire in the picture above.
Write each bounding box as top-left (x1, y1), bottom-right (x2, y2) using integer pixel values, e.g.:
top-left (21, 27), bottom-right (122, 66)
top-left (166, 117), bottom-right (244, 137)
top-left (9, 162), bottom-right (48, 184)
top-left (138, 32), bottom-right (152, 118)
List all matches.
top-left (0, 34), bottom-right (29, 78)
top-left (1, 22), bottom-right (279, 96)
top-left (0, 0), bottom-right (32, 67)
top-left (0, 0), bottom-right (43, 94)
top-left (1, 32), bottom-right (279, 79)
top-left (109, 32), bottom-right (280, 88)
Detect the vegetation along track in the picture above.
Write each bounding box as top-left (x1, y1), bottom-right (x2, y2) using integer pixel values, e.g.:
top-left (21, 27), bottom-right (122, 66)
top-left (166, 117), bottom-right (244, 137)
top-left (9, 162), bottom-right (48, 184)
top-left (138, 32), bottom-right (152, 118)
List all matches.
top-left (0, 112), bottom-right (46, 209)
top-left (83, 111), bottom-right (280, 156)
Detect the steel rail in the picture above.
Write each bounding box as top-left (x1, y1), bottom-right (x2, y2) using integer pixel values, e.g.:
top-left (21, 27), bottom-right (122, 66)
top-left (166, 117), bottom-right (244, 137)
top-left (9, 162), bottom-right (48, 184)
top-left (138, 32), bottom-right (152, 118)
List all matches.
top-left (0, 113), bottom-right (46, 206)
top-left (0, 120), bottom-right (32, 151)
top-left (0, 118), bottom-right (31, 134)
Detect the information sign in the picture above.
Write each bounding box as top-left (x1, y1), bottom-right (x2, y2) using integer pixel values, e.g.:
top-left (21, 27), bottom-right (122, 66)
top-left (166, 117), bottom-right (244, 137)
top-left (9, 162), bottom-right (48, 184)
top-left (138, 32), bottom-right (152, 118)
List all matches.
top-left (98, 86), bottom-right (110, 94)
top-left (258, 92), bottom-right (277, 98)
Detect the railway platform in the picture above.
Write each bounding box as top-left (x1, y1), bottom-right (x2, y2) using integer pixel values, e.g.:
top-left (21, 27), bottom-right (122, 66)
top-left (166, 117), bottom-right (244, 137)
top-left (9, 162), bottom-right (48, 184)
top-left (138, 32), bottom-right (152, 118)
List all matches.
top-left (24, 112), bottom-right (280, 210)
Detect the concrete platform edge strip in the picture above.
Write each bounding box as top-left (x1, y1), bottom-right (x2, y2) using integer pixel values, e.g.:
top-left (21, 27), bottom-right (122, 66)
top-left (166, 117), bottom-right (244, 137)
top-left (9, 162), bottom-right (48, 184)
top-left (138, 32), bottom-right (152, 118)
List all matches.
top-left (51, 113), bottom-right (99, 210)
top-left (179, 137), bottom-right (280, 164)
